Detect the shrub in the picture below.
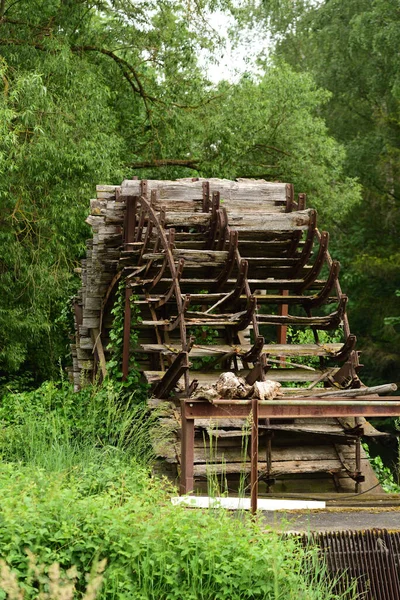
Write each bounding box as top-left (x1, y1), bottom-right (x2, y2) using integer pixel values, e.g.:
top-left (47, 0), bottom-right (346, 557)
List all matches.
top-left (0, 463), bottom-right (350, 600)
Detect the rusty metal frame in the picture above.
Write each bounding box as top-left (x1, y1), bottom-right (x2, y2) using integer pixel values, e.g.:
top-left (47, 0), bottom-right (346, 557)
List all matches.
top-left (233, 295), bottom-right (257, 332)
top-left (290, 210), bottom-right (317, 276)
top-left (147, 228), bottom-right (176, 291)
top-left (207, 191), bottom-right (221, 248)
top-left (152, 258), bottom-right (185, 309)
top-left (216, 208), bottom-right (229, 251)
top-left (180, 396), bottom-right (400, 514)
top-left (303, 260), bottom-right (341, 309)
top-left (209, 230), bottom-right (238, 292)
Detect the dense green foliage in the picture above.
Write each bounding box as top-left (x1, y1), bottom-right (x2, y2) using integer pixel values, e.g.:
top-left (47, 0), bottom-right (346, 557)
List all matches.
top-left (0, 0), bottom-right (360, 386)
top-left (0, 382), bottom-right (355, 599)
top-left (253, 0), bottom-right (400, 383)
top-left (0, 2), bottom-right (398, 596)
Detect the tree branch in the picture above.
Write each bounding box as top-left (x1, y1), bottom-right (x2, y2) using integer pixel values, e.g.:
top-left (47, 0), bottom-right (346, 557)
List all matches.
top-left (0, 36), bottom-right (44, 50)
top-left (253, 143), bottom-right (292, 157)
top-left (128, 158), bottom-right (200, 170)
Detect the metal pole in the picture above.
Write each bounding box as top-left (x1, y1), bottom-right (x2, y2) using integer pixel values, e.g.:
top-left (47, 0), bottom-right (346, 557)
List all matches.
top-left (355, 416), bottom-right (362, 493)
top-left (211, 399), bottom-right (400, 406)
top-left (180, 401), bottom-right (195, 495)
top-left (277, 289), bottom-right (288, 366)
top-left (250, 398), bottom-right (259, 515)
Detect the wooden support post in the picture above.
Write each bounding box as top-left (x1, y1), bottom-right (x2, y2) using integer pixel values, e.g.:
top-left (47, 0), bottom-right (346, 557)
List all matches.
top-left (285, 183), bottom-right (294, 212)
top-left (202, 181), bottom-right (210, 213)
top-left (122, 287), bottom-right (132, 381)
top-left (124, 196), bottom-right (137, 250)
top-left (251, 398), bottom-right (259, 515)
top-left (278, 290), bottom-right (288, 365)
top-left (180, 400), bottom-right (195, 494)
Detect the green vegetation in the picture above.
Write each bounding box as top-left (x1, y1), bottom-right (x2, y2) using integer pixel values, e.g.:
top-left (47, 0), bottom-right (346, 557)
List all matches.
top-left (0, 0), bottom-right (360, 388)
top-left (1, 0), bottom-right (399, 596)
top-left (0, 382), bottom-right (355, 599)
top-left (252, 0), bottom-right (400, 383)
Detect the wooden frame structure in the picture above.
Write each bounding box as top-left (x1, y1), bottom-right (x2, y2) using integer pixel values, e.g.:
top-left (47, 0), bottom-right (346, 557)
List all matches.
top-left (72, 178), bottom-right (400, 509)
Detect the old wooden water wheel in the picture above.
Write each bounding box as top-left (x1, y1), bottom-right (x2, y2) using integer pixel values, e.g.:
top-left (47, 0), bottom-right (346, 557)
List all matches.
top-left (72, 178), bottom-right (400, 501)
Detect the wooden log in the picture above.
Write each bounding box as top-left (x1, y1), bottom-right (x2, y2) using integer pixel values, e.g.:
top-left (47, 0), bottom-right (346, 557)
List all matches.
top-left (313, 384), bottom-right (397, 398)
top-left (142, 249), bottom-right (229, 264)
top-left (191, 443), bottom-right (357, 465)
top-left (143, 367), bottom-right (337, 386)
top-left (90, 199), bottom-right (107, 214)
top-left (193, 460), bottom-right (345, 477)
top-left (227, 209), bottom-right (312, 231)
top-left (158, 276), bottom-right (328, 290)
top-left (85, 215), bottom-right (105, 230)
top-left (164, 212), bottom-right (211, 227)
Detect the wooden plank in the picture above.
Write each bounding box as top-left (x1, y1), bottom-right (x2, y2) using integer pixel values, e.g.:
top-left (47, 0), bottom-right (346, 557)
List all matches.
top-left (227, 209), bottom-right (312, 231)
top-left (142, 249), bottom-right (229, 264)
top-left (138, 342), bottom-right (344, 358)
top-left (121, 179), bottom-right (288, 204)
top-left (144, 368), bottom-right (336, 386)
top-left (193, 460), bottom-right (345, 477)
top-left (158, 277), bottom-right (328, 290)
top-left (164, 212), bottom-right (210, 227)
top-left (191, 444), bottom-right (357, 464)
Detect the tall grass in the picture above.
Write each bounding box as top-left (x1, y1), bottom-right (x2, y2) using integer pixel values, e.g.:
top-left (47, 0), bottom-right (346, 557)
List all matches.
top-left (0, 380), bottom-right (159, 471)
top-left (0, 381), bottom-right (356, 599)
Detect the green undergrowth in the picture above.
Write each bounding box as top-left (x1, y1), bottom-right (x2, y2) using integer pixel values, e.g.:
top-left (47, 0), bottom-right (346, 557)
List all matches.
top-left (0, 380), bottom-right (158, 470)
top-left (0, 381), bottom-right (355, 599)
top-left (0, 462), bottom-right (352, 600)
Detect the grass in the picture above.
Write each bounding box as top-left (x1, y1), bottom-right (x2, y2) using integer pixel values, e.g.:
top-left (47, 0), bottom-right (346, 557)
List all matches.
top-left (0, 380), bottom-right (357, 599)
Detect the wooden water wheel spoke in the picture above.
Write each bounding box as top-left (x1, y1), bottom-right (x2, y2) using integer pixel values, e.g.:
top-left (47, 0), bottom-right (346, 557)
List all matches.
top-left (297, 230), bottom-right (330, 292)
top-left (289, 209), bottom-right (317, 275)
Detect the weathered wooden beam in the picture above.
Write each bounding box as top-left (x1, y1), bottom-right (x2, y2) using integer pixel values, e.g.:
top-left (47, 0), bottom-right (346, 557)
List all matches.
top-left (153, 351), bottom-right (189, 399)
top-left (313, 384), bottom-right (397, 398)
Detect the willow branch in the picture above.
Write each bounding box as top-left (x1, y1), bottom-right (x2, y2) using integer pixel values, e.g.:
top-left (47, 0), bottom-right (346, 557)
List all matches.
top-left (129, 158), bottom-right (200, 170)
top-left (0, 36), bottom-right (44, 50)
top-left (253, 143), bottom-right (292, 157)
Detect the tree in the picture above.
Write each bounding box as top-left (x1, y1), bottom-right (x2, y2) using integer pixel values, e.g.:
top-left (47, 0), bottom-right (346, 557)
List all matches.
top-left (0, 0), bottom-right (226, 384)
top-left (0, 0), bottom-right (360, 386)
top-left (254, 0), bottom-right (400, 383)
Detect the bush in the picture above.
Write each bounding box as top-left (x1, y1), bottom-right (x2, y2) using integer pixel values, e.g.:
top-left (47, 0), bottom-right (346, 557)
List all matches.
top-left (0, 382), bottom-right (354, 599)
top-left (0, 462), bottom-right (349, 600)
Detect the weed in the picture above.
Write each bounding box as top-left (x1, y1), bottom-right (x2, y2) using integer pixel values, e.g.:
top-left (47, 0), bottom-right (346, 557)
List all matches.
top-left (0, 380), bottom-right (356, 600)
top-left (0, 380), bottom-right (161, 470)
top-left (0, 553), bottom-right (106, 600)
